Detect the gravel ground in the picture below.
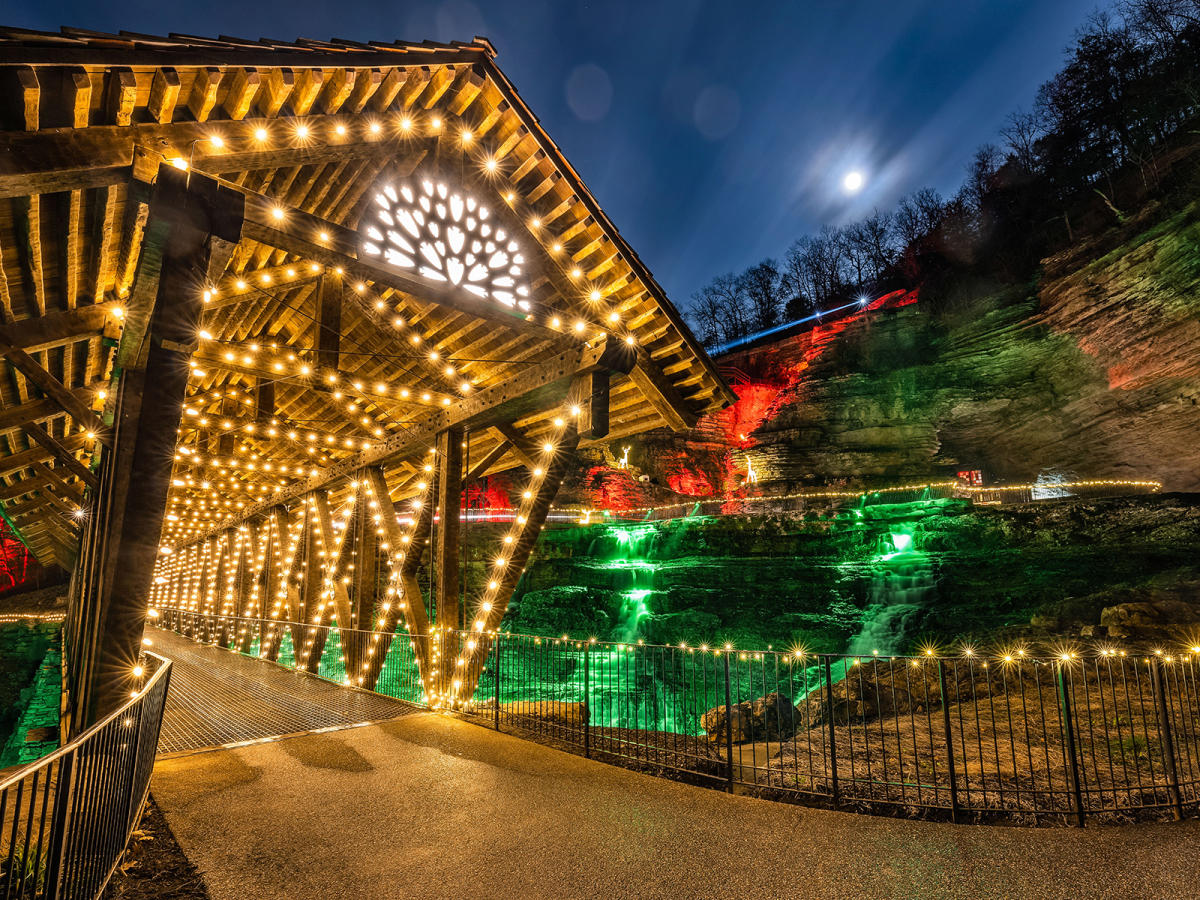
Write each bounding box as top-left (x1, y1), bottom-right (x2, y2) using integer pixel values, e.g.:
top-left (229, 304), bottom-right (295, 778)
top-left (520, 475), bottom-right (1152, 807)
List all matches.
top-left (102, 800), bottom-right (209, 900)
top-left (151, 712), bottom-right (1200, 900)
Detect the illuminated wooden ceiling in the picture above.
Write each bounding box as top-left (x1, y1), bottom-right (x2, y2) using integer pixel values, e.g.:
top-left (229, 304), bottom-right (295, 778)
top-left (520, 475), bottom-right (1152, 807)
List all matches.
top-left (0, 26), bottom-right (734, 567)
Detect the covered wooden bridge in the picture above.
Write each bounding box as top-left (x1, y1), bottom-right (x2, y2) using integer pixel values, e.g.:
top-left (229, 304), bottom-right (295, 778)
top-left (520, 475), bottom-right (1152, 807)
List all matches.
top-left (0, 27), bottom-right (733, 728)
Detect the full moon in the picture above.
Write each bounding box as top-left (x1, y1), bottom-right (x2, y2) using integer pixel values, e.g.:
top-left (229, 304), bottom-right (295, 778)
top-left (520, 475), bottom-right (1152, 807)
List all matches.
top-left (842, 170), bottom-right (865, 193)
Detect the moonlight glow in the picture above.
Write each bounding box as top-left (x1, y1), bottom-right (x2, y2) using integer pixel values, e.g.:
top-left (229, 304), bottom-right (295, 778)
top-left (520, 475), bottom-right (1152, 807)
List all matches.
top-left (842, 170), bottom-right (865, 194)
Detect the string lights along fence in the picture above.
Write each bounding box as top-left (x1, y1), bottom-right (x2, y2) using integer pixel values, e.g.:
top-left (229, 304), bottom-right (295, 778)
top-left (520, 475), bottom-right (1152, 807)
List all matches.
top-left (0, 653), bottom-right (170, 900)
top-left (158, 610), bottom-right (1200, 825)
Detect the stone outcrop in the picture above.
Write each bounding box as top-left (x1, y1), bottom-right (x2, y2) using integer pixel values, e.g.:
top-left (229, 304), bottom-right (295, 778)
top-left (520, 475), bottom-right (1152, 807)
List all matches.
top-left (553, 200), bottom-right (1200, 501)
top-left (700, 692), bottom-right (800, 743)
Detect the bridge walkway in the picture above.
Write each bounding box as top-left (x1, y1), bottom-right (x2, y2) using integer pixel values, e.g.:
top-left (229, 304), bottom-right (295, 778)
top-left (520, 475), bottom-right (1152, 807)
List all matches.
top-left (149, 627), bottom-right (416, 754)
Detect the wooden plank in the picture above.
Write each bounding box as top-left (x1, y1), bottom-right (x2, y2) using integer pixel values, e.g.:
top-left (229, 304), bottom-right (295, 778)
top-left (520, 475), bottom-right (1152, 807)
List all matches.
top-left (568, 370), bottom-right (610, 439)
top-left (257, 67), bottom-right (294, 118)
top-left (314, 272), bottom-right (341, 371)
top-left (16, 66), bottom-right (38, 131)
top-left (66, 67), bottom-right (91, 128)
top-left (627, 349), bottom-right (700, 431)
top-left (147, 67), bottom-right (181, 124)
top-left (363, 465), bottom-right (432, 680)
top-left (311, 490), bottom-right (355, 633)
top-left (291, 68), bottom-right (324, 116)
top-left (71, 165), bottom-right (245, 724)
top-left (0, 388), bottom-right (99, 435)
top-left (491, 422), bottom-right (537, 468)
top-left (0, 431), bottom-right (88, 478)
top-left (21, 423), bottom-right (99, 489)
top-left (464, 438), bottom-right (510, 482)
top-left (0, 305), bottom-right (109, 353)
top-left (105, 67), bottom-right (136, 126)
top-left (221, 67), bottom-right (260, 120)
top-left (0, 329), bottom-right (107, 443)
top-left (187, 67), bottom-right (222, 122)
top-left (318, 68), bottom-right (356, 115)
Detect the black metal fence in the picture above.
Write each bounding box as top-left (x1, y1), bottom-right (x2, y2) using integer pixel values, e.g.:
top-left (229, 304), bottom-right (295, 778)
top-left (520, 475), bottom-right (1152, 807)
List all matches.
top-left (159, 609), bottom-right (1200, 824)
top-left (0, 652), bottom-right (171, 899)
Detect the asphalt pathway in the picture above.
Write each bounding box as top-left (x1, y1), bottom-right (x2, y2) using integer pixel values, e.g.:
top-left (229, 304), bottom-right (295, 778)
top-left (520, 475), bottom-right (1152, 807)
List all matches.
top-left (152, 713), bottom-right (1200, 900)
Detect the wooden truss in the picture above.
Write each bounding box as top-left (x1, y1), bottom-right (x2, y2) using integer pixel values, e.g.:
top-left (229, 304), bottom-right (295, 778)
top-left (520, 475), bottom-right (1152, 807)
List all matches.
top-left (0, 27), bottom-right (735, 722)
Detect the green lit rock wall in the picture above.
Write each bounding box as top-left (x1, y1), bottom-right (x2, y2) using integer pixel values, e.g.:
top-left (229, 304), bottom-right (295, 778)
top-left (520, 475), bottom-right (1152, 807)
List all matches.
top-left (504, 494), bottom-right (1200, 654)
top-left (0, 622), bottom-right (61, 768)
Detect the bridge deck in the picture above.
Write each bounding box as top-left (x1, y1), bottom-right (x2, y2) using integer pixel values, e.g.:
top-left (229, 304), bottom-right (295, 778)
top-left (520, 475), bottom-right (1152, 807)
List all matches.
top-left (149, 627), bottom-right (416, 754)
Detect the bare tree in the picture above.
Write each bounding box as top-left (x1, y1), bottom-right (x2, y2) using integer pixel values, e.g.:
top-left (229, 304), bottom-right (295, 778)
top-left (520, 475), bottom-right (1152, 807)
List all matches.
top-left (894, 188), bottom-right (946, 247)
top-left (737, 259), bottom-right (784, 332)
top-left (1000, 109), bottom-right (1044, 173)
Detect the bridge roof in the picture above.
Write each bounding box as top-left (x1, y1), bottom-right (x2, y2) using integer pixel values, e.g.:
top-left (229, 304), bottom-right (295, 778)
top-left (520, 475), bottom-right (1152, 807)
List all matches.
top-left (0, 27), bottom-right (733, 565)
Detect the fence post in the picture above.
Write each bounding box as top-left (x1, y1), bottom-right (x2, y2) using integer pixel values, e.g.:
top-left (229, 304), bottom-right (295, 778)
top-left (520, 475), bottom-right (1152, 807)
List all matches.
top-left (583, 642), bottom-right (591, 759)
top-left (823, 656), bottom-right (839, 806)
top-left (493, 636), bottom-right (501, 731)
top-left (937, 659), bottom-right (961, 823)
top-left (1055, 665), bottom-right (1086, 827)
top-left (43, 748), bottom-right (76, 900)
top-left (1150, 658), bottom-right (1184, 821)
top-left (723, 651), bottom-right (735, 793)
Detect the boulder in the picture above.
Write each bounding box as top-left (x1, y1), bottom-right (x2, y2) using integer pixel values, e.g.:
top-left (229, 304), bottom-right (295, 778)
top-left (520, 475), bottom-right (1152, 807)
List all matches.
top-left (700, 692), bottom-right (800, 743)
top-left (1100, 599), bottom-right (1200, 629)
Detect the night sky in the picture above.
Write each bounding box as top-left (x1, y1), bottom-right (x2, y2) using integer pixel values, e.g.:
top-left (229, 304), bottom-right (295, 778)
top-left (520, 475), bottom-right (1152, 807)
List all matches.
top-left (6, 0), bottom-right (1100, 306)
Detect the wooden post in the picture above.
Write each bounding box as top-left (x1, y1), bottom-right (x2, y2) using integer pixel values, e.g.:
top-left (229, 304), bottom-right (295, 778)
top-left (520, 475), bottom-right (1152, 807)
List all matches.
top-left (435, 426), bottom-right (464, 697)
top-left (314, 273), bottom-right (341, 374)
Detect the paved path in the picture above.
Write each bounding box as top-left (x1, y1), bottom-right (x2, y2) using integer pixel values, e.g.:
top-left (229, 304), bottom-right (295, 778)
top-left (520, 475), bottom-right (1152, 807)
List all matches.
top-left (152, 712), bottom-right (1200, 900)
top-left (150, 627), bottom-right (415, 754)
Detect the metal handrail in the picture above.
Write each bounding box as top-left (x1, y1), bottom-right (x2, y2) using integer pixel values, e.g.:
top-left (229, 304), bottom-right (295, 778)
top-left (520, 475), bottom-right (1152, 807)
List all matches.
top-left (0, 653), bottom-right (170, 792)
top-left (0, 651), bottom-right (172, 899)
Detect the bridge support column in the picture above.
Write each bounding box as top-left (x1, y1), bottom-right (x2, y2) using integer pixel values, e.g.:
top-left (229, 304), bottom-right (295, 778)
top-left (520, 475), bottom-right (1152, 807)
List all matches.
top-left (67, 166), bottom-right (244, 727)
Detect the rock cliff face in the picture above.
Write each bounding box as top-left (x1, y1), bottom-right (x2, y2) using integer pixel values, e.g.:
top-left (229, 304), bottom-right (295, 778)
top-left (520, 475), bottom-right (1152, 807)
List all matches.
top-left (563, 200), bottom-right (1200, 503)
top-left (506, 495), bottom-right (1200, 654)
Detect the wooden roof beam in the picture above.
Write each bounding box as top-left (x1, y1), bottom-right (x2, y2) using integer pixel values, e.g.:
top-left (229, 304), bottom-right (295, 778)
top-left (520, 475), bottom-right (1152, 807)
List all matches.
top-left (0, 328), bottom-right (109, 444)
top-left (0, 431), bottom-right (89, 479)
top-left (626, 348), bottom-right (700, 431)
top-left (21, 422), bottom-right (99, 489)
top-left (182, 337), bottom-right (635, 545)
top-left (0, 304), bottom-right (115, 353)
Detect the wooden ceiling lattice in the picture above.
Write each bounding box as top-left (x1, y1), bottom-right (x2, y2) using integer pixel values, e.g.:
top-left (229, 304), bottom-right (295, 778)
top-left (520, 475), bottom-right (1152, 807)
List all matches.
top-left (0, 26), bottom-right (734, 567)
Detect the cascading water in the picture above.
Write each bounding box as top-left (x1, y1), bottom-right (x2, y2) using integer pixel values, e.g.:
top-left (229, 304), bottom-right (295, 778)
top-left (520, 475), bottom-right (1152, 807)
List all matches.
top-left (845, 526), bottom-right (935, 656)
top-left (584, 524), bottom-right (683, 731)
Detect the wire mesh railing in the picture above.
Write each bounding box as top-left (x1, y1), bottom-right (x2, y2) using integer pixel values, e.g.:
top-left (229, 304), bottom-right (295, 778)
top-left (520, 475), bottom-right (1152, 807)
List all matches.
top-left (158, 609), bottom-right (1200, 824)
top-left (0, 652), bottom-right (170, 899)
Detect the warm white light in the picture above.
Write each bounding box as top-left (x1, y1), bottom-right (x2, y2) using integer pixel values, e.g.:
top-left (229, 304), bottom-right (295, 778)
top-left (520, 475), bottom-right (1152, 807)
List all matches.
top-left (254, 127), bottom-right (268, 142)
top-left (208, 134), bottom-right (224, 149)
top-left (296, 124), bottom-right (310, 139)
top-left (272, 207), bottom-right (285, 221)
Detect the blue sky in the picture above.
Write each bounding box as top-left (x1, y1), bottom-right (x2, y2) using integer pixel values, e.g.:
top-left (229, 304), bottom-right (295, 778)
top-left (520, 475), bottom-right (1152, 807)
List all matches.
top-left (5, 0), bottom-right (1102, 305)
